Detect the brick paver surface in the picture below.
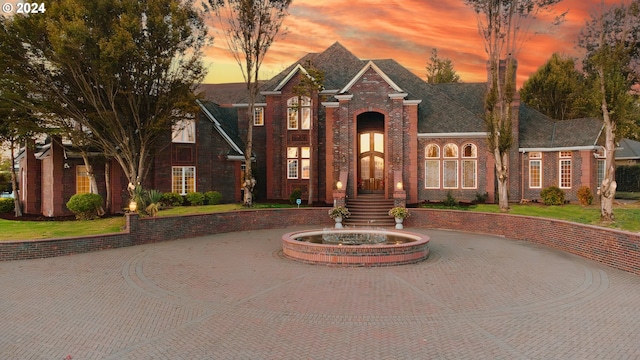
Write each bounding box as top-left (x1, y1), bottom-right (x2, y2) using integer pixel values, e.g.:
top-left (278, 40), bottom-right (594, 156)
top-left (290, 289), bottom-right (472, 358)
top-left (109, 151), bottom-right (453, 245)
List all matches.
top-left (1, 227), bottom-right (639, 359)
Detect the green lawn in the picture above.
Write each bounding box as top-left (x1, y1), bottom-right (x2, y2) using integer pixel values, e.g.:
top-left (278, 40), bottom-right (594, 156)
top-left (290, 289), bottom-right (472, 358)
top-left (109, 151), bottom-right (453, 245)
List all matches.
top-left (1, 201), bottom-right (638, 241)
top-left (0, 217), bottom-right (126, 241)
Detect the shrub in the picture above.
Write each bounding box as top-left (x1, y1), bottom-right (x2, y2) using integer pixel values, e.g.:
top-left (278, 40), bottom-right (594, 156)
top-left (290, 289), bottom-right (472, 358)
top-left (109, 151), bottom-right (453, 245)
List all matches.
top-left (577, 186), bottom-right (594, 206)
top-left (161, 192), bottom-right (183, 207)
top-left (185, 191), bottom-right (205, 206)
top-left (66, 193), bottom-right (103, 220)
top-left (289, 188), bottom-right (302, 205)
top-left (204, 191), bottom-right (223, 205)
top-left (147, 189), bottom-right (163, 205)
top-left (473, 192), bottom-right (488, 204)
top-left (443, 191), bottom-right (458, 207)
top-left (0, 198), bottom-right (14, 213)
top-left (540, 186), bottom-right (565, 206)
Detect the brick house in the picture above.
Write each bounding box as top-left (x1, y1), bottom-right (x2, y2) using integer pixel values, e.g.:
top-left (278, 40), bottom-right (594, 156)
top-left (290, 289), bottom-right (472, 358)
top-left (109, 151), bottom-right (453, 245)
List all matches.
top-left (17, 42), bottom-right (609, 216)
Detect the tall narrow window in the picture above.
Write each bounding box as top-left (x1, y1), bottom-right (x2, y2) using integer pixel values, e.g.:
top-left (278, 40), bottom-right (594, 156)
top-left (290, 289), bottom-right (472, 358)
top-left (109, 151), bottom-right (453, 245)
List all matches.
top-left (172, 119), bottom-right (195, 143)
top-left (529, 152), bottom-right (542, 188)
top-left (76, 166), bottom-right (92, 194)
top-left (301, 147), bottom-right (310, 179)
top-left (461, 144), bottom-right (477, 189)
top-left (559, 151), bottom-right (572, 189)
top-left (172, 166), bottom-right (195, 194)
top-left (425, 144), bottom-right (440, 188)
top-left (287, 96), bottom-right (311, 130)
top-left (443, 143), bottom-right (458, 189)
top-left (254, 107), bottom-right (264, 126)
top-left (287, 147), bottom-right (298, 179)
top-left (597, 159), bottom-right (606, 188)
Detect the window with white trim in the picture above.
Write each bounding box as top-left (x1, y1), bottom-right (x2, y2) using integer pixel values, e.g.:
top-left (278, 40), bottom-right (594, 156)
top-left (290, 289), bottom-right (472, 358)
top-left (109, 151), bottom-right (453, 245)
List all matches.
top-left (559, 151), bottom-right (572, 189)
top-left (287, 146), bottom-right (310, 179)
top-left (172, 166), bottom-right (195, 194)
top-left (597, 159), bottom-right (606, 188)
top-left (172, 119), bottom-right (195, 143)
top-left (529, 152), bottom-right (542, 189)
top-left (443, 143), bottom-right (458, 189)
top-left (425, 144), bottom-right (440, 188)
top-left (461, 144), bottom-right (477, 189)
top-left (287, 96), bottom-right (311, 130)
top-left (254, 107), bottom-right (264, 126)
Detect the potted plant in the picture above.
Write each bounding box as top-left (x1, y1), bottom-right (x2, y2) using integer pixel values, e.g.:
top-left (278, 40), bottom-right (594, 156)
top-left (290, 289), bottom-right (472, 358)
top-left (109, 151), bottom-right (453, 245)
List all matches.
top-left (328, 206), bottom-right (351, 228)
top-left (388, 207), bottom-right (410, 229)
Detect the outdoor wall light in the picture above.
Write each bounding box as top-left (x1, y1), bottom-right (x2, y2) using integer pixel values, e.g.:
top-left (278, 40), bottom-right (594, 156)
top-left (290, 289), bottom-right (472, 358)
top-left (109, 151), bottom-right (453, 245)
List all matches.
top-left (129, 200), bottom-right (138, 212)
top-left (336, 181), bottom-right (343, 190)
top-left (396, 181), bottom-right (403, 190)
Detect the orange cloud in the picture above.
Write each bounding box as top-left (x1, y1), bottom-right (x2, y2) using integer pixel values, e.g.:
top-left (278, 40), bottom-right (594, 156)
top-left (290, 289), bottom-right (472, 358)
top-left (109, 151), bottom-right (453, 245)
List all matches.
top-left (203, 0), bottom-right (624, 87)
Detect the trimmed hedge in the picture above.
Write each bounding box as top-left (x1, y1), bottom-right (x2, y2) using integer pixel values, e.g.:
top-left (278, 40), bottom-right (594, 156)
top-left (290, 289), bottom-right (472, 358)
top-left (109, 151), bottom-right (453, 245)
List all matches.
top-left (204, 191), bottom-right (223, 205)
top-left (0, 198), bottom-right (14, 213)
top-left (540, 186), bottom-right (565, 206)
top-left (66, 193), bottom-right (103, 220)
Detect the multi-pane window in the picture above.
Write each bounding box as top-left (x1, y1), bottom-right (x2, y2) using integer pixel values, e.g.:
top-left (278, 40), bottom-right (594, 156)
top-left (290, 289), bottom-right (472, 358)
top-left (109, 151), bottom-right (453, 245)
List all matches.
top-left (443, 143), bottom-right (458, 189)
top-left (597, 159), bottom-right (606, 188)
top-left (425, 143), bottom-right (477, 190)
top-left (76, 166), bottom-right (92, 194)
top-left (461, 144), bottom-right (477, 189)
top-left (559, 151), bottom-right (572, 189)
top-left (287, 146), bottom-right (310, 179)
top-left (529, 152), bottom-right (542, 188)
top-left (425, 144), bottom-right (440, 188)
top-left (254, 107), bottom-right (264, 126)
top-left (287, 96), bottom-right (311, 130)
top-left (172, 119), bottom-right (195, 143)
top-left (172, 166), bottom-right (195, 194)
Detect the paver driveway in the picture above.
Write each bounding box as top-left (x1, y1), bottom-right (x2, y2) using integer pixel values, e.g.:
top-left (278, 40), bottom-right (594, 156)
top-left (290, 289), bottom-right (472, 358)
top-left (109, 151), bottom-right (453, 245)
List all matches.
top-left (1, 227), bottom-right (639, 359)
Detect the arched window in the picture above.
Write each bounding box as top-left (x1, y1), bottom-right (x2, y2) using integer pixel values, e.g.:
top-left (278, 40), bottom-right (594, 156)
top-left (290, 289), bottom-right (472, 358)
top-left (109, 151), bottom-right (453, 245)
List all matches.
top-left (287, 96), bottom-right (311, 130)
top-left (425, 144), bottom-right (440, 188)
top-left (442, 144), bottom-right (458, 188)
top-left (461, 144), bottom-right (477, 189)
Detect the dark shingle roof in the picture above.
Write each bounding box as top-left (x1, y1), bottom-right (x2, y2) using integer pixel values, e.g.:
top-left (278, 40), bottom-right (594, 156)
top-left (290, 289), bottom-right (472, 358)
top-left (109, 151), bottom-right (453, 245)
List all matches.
top-left (616, 138), bottom-right (640, 159)
top-left (520, 106), bottom-right (603, 149)
top-left (199, 101), bottom-right (245, 156)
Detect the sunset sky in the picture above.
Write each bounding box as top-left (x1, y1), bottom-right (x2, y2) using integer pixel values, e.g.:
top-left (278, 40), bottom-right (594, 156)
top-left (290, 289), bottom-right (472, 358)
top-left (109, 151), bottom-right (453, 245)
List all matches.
top-left (202, 0), bottom-right (621, 87)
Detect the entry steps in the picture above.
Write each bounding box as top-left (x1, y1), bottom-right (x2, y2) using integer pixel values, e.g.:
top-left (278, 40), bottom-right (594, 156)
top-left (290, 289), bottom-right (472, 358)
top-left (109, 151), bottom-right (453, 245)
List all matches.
top-left (343, 194), bottom-right (395, 227)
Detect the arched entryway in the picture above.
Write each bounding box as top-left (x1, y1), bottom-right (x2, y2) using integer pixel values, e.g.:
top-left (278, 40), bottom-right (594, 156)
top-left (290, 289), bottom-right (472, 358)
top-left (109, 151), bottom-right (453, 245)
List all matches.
top-left (357, 112), bottom-right (385, 194)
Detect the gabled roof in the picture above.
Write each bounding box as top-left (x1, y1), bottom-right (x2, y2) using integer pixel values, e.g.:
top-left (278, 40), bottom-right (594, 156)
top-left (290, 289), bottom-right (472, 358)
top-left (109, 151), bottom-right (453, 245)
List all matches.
top-left (197, 100), bottom-right (245, 157)
top-left (340, 61), bottom-right (404, 94)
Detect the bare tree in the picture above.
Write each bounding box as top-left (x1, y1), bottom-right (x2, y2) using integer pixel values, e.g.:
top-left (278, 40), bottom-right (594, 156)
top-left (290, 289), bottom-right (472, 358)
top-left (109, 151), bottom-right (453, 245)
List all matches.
top-left (464, 0), bottom-right (565, 211)
top-left (207, 0), bottom-right (292, 207)
top-left (578, 1), bottom-right (640, 222)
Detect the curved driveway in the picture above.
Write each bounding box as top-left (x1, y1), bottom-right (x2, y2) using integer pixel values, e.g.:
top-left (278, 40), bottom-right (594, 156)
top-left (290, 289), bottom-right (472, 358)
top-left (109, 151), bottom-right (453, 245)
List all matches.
top-left (1, 227), bottom-right (639, 359)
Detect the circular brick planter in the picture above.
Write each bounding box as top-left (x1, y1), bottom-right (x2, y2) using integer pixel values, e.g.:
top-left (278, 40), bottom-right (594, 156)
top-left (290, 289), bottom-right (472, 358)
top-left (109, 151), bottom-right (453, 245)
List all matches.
top-left (282, 229), bottom-right (430, 267)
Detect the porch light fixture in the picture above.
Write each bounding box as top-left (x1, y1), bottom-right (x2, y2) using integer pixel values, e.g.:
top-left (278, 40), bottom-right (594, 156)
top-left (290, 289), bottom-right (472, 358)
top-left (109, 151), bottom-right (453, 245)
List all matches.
top-left (336, 181), bottom-right (343, 190)
top-left (129, 200), bottom-right (138, 212)
top-left (396, 181), bottom-right (403, 190)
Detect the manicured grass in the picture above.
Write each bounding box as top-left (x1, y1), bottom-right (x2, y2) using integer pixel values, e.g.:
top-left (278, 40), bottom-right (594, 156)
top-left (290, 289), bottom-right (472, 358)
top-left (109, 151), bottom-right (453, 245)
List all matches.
top-left (425, 202), bottom-right (640, 232)
top-left (0, 203), bottom-right (297, 241)
top-left (0, 217), bottom-right (125, 241)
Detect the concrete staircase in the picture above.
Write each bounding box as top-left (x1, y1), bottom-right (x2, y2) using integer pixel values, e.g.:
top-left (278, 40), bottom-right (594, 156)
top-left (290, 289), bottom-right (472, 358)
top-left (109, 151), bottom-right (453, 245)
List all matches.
top-left (344, 194), bottom-right (395, 227)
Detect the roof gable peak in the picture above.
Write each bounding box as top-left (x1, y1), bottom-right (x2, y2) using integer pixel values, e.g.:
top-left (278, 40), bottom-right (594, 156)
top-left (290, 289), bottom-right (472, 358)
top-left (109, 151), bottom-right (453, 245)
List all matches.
top-left (340, 60), bottom-right (403, 94)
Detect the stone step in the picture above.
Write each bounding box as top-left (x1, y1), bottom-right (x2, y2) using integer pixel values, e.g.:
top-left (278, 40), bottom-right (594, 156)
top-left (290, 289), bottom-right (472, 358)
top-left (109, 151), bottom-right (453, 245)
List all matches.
top-left (344, 195), bottom-right (395, 227)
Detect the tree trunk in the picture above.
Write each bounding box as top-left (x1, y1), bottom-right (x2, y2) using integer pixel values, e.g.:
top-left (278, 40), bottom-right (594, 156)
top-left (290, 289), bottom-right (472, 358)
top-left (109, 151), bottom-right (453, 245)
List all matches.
top-left (598, 67), bottom-right (616, 222)
top-left (80, 152), bottom-right (105, 216)
top-left (495, 149), bottom-right (510, 211)
top-left (105, 161), bottom-right (111, 214)
top-left (9, 140), bottom-right (22, 217)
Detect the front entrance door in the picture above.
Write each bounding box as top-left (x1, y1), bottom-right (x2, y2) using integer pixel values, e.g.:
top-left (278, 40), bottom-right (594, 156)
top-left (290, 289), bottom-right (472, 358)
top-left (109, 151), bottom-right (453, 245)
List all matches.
top-left (358, 132), bottom-right (384, 193)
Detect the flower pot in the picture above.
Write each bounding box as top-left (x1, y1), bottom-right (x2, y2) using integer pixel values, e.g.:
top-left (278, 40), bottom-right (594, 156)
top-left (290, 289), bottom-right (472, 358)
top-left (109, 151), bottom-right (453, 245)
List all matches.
top-left (395, 217), bottom-right (403, 229)
top-left (334, 216), bottom-right (343, 228)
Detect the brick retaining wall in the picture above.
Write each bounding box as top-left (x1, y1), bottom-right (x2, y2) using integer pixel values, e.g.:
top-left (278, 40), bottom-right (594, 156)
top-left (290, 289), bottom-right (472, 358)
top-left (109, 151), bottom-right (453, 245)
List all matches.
top-left (1, 208), bottom-right (639, 276)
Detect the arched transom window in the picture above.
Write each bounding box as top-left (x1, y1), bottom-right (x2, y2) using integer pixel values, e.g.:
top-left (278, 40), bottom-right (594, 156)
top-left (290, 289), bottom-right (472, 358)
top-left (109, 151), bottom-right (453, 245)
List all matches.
top-left (425, 143), bottom-right (477, 189)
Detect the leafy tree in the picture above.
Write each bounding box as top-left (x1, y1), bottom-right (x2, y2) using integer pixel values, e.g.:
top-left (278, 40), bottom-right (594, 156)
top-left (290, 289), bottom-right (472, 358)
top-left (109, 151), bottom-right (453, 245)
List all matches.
top-left (0, 17), bottom-right (43, 216)
top-left (520, 53), bottom-right (598, 120)
top-left (206, 0), bottom-right (292, 207)
top-left (578, 0), bottom-right (640, 222)
top-left (464, 0), bottom-right (564, 211)
top-left (4, 0), bottom-right (208, 201)
top-left (293, 60), bottom-right (325, 205)
top-left (426, 48), bottom-right (461, 83)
